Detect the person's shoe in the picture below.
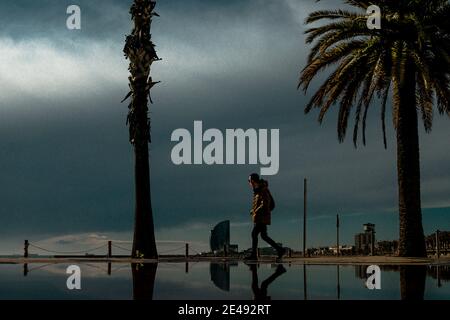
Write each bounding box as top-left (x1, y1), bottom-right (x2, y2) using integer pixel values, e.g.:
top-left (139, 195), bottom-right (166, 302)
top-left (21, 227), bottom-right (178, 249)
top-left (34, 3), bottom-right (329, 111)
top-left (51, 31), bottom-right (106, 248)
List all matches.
top-left (276, 248), bottom-right (286, 260)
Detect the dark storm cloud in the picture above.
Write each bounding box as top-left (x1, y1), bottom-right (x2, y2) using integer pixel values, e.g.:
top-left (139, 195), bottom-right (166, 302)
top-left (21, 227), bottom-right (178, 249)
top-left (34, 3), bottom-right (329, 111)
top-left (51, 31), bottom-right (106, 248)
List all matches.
top-left (0, 0), bottom-right (449, 250)
top-left (0, 0), bottom-right (130, 40)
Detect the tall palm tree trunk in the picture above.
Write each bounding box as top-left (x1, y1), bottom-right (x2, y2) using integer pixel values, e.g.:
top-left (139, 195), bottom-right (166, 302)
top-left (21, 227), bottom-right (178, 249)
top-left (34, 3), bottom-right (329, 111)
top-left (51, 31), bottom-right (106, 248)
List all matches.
top-left (132, 134), bottom-right (158, 258)
top-left (396, 61), bottom-right (426, 257)
top-left (124, 0), bottom-right (159, 259)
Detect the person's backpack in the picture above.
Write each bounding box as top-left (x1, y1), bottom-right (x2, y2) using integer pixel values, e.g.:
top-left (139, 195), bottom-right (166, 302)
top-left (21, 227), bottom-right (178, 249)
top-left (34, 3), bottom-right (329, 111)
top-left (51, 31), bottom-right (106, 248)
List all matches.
top-left (262, 179), bottom-right (276, 211)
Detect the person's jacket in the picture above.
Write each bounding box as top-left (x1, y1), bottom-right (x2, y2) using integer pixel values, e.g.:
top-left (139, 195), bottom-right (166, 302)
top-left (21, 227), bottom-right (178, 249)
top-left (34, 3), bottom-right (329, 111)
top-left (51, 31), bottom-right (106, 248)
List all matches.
top-left (250, 180), bottom-right (273, 225)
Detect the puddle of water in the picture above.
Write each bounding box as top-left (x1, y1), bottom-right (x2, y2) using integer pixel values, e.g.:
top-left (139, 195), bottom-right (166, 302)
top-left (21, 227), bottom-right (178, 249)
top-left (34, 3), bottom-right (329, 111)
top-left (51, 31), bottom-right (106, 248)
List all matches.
top-left (0, 263), bottom-right (448, 300)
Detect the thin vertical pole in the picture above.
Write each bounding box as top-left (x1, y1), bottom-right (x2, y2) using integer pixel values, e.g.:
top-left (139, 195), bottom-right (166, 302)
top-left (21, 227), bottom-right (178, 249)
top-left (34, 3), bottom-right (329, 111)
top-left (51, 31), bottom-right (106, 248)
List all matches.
top-left (108, 262), bottom-right (111, 276)
top-left (336, 214), bottom-right (340, 257)
top-left (185, 243), bottom-right (189, 259)
top-left (108, 241), bottom-right (112, 258)
top-left (303, 178), bottom-right (307, 257)
top-left (185, 262), bottom-right (189, 274)
top-left (23, 240), bottom-right (29, 277)
top-left (436, 230), bottom-right (440, 259)
top-left (24, 240), bottom-right (29, 258)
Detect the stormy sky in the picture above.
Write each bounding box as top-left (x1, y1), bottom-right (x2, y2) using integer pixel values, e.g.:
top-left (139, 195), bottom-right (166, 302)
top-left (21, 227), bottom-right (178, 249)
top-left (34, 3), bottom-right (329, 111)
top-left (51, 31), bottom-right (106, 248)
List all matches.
top-left (0, 0), bottom-right (449, 255)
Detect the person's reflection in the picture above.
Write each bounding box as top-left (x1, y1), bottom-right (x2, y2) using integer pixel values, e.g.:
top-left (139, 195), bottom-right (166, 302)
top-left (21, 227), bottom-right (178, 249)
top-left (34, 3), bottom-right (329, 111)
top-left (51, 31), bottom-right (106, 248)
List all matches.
top-left (131, 263), bottom-right (158, 300)
top-left (246, 263), bottom-right (286, 301)
top-left (400, 265), bottom-right (426, 300)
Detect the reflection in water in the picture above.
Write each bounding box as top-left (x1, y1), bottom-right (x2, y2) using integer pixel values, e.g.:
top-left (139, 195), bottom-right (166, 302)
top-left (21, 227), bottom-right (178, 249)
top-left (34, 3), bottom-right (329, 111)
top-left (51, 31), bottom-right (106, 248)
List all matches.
top-left (10, 262), bottom-right (449, 299)
top-left (209, 262), bottom-right (239, 292)
top-left (427, 265), bottom-right (450, 287)
top-left (400, 266), bottom-right (426, 300)
top-left (210, 263), bottom-right (231, 291)
top-left (303, 264), bottom-right (307, 300)
top-left (354, 264), bottom-right (427, 300)
top-left (247, 263), bottom-right (286, 301)
top-left (337, 265), bottom-right (340, 300)
top-left (354, 264), bottom-right (403, 278)
top-left (132, 263), bottom-right (158, 300)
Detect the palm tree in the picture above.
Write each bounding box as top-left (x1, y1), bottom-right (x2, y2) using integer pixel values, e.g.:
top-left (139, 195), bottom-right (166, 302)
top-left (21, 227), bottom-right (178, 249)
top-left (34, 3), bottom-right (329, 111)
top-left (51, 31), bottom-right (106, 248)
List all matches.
top-left (298, 0), bottom-right (450, 257)
top-left (123, 0), bottom-right (160, 259)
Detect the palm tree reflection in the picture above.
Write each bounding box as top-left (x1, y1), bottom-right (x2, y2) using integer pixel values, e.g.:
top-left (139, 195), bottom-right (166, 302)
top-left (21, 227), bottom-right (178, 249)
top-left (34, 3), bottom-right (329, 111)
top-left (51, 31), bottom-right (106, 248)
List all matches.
top-left (400, 265), bottom-right (426, 300)
top-left (132, 263), bottom-right (158, 300)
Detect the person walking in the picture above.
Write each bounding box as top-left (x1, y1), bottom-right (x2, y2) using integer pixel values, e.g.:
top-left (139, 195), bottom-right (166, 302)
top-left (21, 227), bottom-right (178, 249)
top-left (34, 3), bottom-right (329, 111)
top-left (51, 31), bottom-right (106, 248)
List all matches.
top-left (245, 173), bottom-right (285, 260)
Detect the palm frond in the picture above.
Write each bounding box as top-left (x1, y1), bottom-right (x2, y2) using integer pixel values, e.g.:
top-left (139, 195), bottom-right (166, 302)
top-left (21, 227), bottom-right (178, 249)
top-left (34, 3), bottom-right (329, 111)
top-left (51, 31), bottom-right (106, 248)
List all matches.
top-left (306, 9), bottom-right (363, 24)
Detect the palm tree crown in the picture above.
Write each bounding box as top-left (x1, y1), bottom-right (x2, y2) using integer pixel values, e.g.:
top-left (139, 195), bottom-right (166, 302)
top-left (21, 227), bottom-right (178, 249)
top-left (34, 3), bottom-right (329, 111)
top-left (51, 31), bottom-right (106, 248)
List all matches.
top-left (299, 0), bottom-right (450, 146)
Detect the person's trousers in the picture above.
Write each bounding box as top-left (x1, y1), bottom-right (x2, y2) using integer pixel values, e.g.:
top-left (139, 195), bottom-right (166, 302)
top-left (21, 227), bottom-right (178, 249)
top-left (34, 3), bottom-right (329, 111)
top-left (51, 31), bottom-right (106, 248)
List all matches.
top-left (251, 223), bottom-right (281, 255)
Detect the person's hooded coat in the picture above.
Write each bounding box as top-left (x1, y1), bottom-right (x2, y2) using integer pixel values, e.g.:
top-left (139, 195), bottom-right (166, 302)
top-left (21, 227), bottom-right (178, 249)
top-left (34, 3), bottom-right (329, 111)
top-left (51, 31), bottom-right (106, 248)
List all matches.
top-left (250, 179), bottom-right (274, 225)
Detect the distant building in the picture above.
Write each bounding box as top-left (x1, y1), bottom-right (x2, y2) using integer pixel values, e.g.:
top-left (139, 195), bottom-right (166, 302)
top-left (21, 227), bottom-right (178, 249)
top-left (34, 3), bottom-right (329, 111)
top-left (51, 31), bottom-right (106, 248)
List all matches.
top-left (426, 231), bottom-right (450, 252)
top-left (377, 240), bottom-right (398, 255)
top-left (228, 244), bottom-right (239, 253)
top-left (210, 220), bottom-right (230, 253)
top-left (309, 247), bottom-right (332, 256)
top-left (329, 245), bottom-right (354, 255)
top-left (209, 220), bottom-right (238, 255)
top-left (354, 223), bottom-right (376, 255)
top-left (364, 223), bottom-right (375, 233)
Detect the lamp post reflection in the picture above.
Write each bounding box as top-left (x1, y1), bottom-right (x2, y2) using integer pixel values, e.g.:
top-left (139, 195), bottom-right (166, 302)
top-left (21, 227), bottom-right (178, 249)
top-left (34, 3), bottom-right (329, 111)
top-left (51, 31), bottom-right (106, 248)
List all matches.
top-left (303, 264), bottom-right (307, 300)
top-left (337, 265), bottom-right (341, 300)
